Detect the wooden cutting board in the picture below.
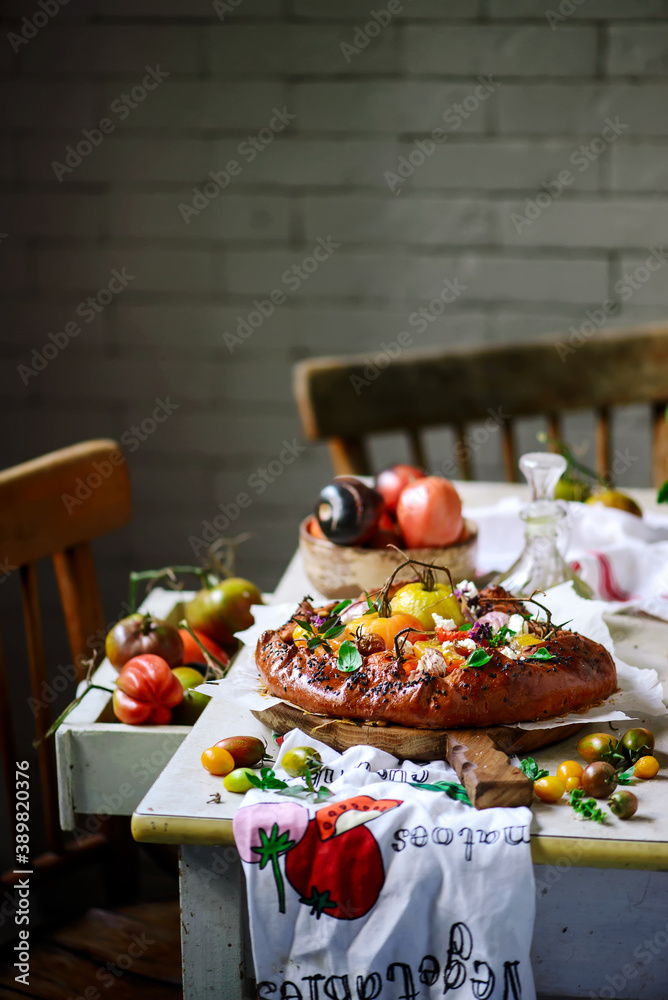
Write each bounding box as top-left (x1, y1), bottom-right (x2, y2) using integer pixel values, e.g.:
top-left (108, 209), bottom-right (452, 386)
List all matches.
top-left (252, 703), bottom-right (583, 810)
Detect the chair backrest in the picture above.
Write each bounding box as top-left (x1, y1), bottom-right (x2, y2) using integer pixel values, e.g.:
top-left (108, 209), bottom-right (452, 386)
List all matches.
top-left (0, 440), bottom-right (131, 861)
top-left (293, 324), bottom-right (668, 486)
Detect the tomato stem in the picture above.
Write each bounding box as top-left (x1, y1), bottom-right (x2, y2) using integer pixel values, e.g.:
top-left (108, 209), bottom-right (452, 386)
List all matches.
top-left (178, 620), bottom-right (231, 680)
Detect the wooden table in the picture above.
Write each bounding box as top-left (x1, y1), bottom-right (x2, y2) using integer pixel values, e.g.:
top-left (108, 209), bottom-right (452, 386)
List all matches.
top-left (131, 484), bottom-right (668, 1000)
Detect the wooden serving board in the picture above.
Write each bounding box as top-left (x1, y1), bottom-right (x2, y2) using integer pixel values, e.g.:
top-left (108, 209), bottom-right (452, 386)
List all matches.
top-left (252, 703), bottom-right (583, 811)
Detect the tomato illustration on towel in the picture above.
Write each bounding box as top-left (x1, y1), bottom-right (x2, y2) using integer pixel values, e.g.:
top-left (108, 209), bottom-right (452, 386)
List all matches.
top-left (285, 795), bottom-right (401, 920)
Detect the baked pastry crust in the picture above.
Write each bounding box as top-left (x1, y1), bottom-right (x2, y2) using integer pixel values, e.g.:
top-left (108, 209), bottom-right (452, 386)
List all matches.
top-left (255, 586), bottom-right (617, 729)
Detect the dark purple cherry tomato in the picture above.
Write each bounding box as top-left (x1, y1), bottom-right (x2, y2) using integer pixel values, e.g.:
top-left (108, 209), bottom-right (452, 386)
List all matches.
top-left (620, 728), bottom-right (655, 761)
top-left (105, 613), bottom-right (183, 671)
top-left (316, 478), bottom-right (383, 546)
top-left (582, 761), bottom-right (618, 799)
top-left (608, 789), bottom-right (638, 819)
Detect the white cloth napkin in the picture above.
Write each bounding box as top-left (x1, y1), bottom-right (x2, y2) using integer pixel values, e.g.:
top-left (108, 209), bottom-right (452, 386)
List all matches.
top-left (468, 497), bottom-right (668, 620)
top-left (236, 728), bottom-right (536, 1000)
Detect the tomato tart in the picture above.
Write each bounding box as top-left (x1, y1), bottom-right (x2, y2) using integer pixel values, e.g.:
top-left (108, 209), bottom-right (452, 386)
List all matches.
top-left (255, 566), bottom-right (617, 729)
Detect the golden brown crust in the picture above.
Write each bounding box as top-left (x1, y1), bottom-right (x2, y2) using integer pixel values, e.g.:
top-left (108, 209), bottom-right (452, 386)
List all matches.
top-left (255, 589), bottom-right (617, 729)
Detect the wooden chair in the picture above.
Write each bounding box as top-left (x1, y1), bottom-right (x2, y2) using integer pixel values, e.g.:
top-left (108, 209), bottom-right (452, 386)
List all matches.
top-left (0, 439), bottom-right (134, 906)
top-left (293, 323), bottom-right (668, 486)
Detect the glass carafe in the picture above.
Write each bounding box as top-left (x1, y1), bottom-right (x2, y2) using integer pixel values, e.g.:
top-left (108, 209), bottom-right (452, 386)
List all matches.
top-left (493, 452), bottom-right (592, 598)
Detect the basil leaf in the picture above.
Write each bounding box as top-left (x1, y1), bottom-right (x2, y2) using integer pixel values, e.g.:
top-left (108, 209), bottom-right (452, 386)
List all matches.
top-left (331, 599), bottom-right (352, 615)
top-left (458, 623), bottom-right (474, 631)
top-left (466, 648), bottom-right (492, 668)
top-left (658, 481), bottom-right (668, 504)
top-left (519, 757), bottom-right (549, 781)
top-left (337, 640), bottom-right (363, 673)
top-left (322, 624), bottom-right (346, 640)
top-left (526, 647), bottom-right (554, 661)
top-left (294, 619), bottom-right (314, 634)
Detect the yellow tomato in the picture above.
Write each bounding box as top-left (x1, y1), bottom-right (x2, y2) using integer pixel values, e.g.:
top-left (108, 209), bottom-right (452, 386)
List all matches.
top-left (565, 776), bottom-right (582, 792)
top-left (533, 776), bottom-right (565, 803)
top-left (390, 582), bottom-right (464, 630)
top-left (201, 746), bottom-right (235, 776)
top-left (513, 634), bottom-right (545, 649)
top-left (557, 760), bottom-right (584, 784)
top-left (292, 624), bottom-right (344, 653)
top-left (634, 755), bottom-right (660, 780)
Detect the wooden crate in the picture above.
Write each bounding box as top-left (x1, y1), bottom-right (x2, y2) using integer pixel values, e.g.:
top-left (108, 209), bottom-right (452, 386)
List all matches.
top-left (56, 588), bottom-right (201, 830)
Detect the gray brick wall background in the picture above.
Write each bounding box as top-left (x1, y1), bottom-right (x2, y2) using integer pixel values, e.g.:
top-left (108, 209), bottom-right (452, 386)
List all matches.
top-left (2, 0), bottom-right (668, 618)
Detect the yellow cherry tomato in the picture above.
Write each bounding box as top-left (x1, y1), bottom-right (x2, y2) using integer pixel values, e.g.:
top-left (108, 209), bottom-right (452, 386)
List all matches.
top-left (292, 623), bottom-right (344, 653)
top-left (533, 776), bottom-right (565, 803)
top-left (557, 760), bottom-right (584, 784)
top-left (390, 582), bottom-right (465, 630)
top-left (201, 746), bottom-right (235, 776)
top-left (565, 776), bottom-right (582, 792)
top-left (634, 755), bottom-right (660, 780)
top-left (223, 767), bottom-right (256, 793)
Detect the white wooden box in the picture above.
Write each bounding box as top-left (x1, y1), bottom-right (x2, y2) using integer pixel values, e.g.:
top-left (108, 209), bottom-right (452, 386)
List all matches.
top-left (56, 588), bottom-right (200, 830)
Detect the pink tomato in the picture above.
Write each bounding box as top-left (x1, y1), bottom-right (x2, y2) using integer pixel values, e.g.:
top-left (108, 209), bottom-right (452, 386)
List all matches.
top-left (375, 464), bottom-right (425, 512)
top-left (396, 476), bottom-right (463, 548)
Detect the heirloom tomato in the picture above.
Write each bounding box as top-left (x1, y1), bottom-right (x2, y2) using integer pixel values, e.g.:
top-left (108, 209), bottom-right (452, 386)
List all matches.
top-left (316, 478), bottom-right (383, 546)
top-left (376, 464), bottom-right (425, 512)
top-left (608, 789), bottom-right (638, 819)
top-left (171, 667), bottom-right (211, 725)
top-left (390, 580), bottom-right (464, 630)
top-left (396, 477), bottom-right (463, 548)
top-left (223, 768), bottom-right (256, 793)
top-left (201, 746), bottom-right (235, 776)
top-left (186, 578), bottom-right (263, 647)
top-left (621, 728), bottom-right (655, 760)
top-left (215, 735), bottom-right (266, 769)
top-left (178, 628), bottom-right (229, 669)
top-left (112, 654), bottom-right (184, 726)
top-left (581, 762), bottom-right (618, 799)
top-left (105, 613), bottom-right (183, 670)
top-left (576, 732), bottom-right (617, 763)
top-left (281, 746), bottom-right (322, 778)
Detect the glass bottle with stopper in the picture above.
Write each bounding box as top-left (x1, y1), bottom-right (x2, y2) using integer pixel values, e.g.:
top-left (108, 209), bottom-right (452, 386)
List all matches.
top-left (493, 451), bottom-right (592, 598)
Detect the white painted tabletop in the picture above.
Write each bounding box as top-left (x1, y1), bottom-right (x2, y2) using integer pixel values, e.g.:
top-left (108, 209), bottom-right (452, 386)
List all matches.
top-left (132, 484), bottom-right (668, 869)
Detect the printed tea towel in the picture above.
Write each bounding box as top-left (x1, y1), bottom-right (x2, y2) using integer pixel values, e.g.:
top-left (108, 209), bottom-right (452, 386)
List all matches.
top-left (234, 728), bottom-right (536, 1000)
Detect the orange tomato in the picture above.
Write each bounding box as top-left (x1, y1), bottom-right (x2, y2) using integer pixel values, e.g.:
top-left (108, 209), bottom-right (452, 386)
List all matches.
top-left (179, 628), bottom-right (229, 667)
top-left (564, 776), bottom-right (582, 792)
top-left (292, 623), bottom-right (345, 654)
top-left (201, 746), bottom-right (235, 776)
top-left (345, 612), bottom-right (427, 650)
top-left (396, 476), bottom-right (463, 548)
top-left (634, 755), bottom-right (660, 780)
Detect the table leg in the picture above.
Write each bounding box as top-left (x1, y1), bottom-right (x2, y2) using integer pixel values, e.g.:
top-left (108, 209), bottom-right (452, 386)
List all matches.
top-left (179, 844), bottom-right (254, 1000)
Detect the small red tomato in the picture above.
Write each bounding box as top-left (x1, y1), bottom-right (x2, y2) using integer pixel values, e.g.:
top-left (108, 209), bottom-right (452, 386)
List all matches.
top-left (376, 464), bottom-right (425, 512)
top-left (178, 628), bottom-right (230, 668)
top-left (396, 476), bottom-right (463, 548)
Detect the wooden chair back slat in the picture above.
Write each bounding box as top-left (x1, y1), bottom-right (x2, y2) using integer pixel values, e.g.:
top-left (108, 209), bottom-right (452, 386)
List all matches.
top-left (501, 422), bottom-right (518, 483)
top-left (328, 437), bottom-right (371, 477)
top-left (595, 407), bottom-right (612, 480)
top-left (652, 402), bottom-right (668, 487)
top-left (53, 542), bottom-right (107, 683)
top-left (0, 631), bottom-right (18, 838)
top-left (407, 429), bottom-right (427, 471)
top-left (294, 325), bottom-right (668, 485)
top-left (20, 562), bottom-right (62, 854)
top-left (454, 425), bottom-right (473, 480)
top-left (546, 413), bottom-right (561, 450)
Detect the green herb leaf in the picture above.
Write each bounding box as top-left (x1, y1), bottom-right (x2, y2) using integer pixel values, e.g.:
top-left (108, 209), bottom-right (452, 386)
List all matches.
top-left (458, 623), bottom-right (474, 631)
top-left (466, 648), bottom-right (492, 668)
top-left (519, 757), bottom-right (549, 781)
top-left (322, 624), bottom-right (346, 640)
top-left (410, 780), bottom-right (472, 806)
top-left (294, 619), bottom-right (314, 634)
top-left (658, 481), bottom-right (668, 504)
top-left (616, 763), bottom-right (636, 785)
top-left (337, 640), bottom-right (363, 673)
top-left (569, 788), bottom-right (606, 823)
top-left (331, 599), bottom-right (352, 616)
top-left (246, 768), bottom-right (289, 791)
top-left (526, 647), bottom-right (555, 661)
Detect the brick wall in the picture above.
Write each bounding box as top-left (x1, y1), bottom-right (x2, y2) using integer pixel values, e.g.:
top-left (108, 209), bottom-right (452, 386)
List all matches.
top-left (2, 0), bottom-right (668, 612)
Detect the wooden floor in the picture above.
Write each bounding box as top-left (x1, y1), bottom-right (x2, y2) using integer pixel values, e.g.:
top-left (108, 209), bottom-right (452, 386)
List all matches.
top-left (0, 902), bottom-right (182, 1000)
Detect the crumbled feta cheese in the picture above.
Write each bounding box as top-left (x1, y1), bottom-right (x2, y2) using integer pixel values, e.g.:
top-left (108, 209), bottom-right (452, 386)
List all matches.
top-left (402, 640), bottom-right (415, 657)
top-left (433, 614), bottom-right (458, 632)
top-left (458, 637), bottom-right (477, 653)
top-left (507, 614), bottom-right (526, 635)
top-left (500, 645), bottom-right (520, 660)
top-left (457, 579), bottom-right (479, 599)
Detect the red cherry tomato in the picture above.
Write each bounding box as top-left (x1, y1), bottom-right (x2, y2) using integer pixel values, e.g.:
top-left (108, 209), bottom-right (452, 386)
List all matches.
top-left (376, 464), bottom-right (425, 512)
top-left (396, 476), bottom-right (463, 548)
